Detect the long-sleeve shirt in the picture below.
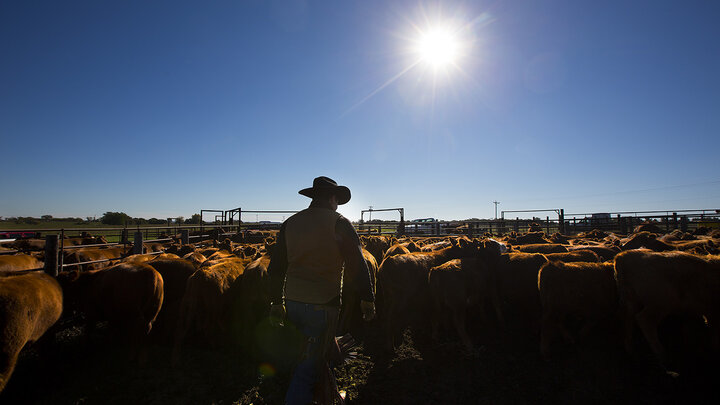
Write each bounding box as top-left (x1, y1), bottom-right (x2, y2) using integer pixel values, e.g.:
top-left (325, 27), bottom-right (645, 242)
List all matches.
top-left (268, 206), bottom-right (375, 306)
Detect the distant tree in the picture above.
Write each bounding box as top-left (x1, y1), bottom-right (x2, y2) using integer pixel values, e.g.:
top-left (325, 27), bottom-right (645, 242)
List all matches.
top-left (148, 218), bottom-right (166, 225)
top-left (100, 212), bottom-right (131, 226)
top-left (16, 217), bottom-right (38, 225)
top-left (133, 217), bottom-right (148, 225)
top-left (185, 214), bottom-right (201, 224)
top-left (41, 215), bottom-right (53, 221)
top-left (175, 216), bottom-right (184, 224)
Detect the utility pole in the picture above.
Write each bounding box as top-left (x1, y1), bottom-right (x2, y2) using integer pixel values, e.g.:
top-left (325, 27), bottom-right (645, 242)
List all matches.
top-left (493, 201), bottom-right (500, 220)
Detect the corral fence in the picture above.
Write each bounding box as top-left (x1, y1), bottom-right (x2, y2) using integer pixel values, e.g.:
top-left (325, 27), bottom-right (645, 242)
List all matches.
top-left (355, 208), bottom-right (720, 238)
top-left (4, 207), bottom-right (719, 276)
top-left (0, 223), bottom-right (242, 277)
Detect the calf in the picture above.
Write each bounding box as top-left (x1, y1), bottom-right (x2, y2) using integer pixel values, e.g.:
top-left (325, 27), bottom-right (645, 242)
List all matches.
top-left (0, 273), bottom-right (63, 392)
top-left (538, 261), bottom-right (618, 357)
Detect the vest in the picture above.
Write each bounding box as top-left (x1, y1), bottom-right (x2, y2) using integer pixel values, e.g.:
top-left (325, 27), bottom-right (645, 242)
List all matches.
top-left (284, 207), bottom-right (344, 305)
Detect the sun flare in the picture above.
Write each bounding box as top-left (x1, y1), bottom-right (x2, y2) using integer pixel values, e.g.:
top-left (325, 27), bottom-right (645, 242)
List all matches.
top-left (416, 27), bottom-right (459, 68)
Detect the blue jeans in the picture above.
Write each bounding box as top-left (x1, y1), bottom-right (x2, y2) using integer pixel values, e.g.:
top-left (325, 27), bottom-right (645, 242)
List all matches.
top-left (285, 300), bottom-right (338, 405)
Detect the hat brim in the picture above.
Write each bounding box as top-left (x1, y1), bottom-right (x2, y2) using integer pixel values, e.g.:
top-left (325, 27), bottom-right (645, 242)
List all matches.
top-left (299, 186), bottom-right (351, 205)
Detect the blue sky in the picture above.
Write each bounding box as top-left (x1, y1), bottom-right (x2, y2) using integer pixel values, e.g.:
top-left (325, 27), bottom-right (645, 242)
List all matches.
top-left (2, 0), bottom-right (719, 222)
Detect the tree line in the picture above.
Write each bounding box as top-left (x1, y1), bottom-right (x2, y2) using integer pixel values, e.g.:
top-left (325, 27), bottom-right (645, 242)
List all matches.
top-left (0, 213), bottom-right (203, 226)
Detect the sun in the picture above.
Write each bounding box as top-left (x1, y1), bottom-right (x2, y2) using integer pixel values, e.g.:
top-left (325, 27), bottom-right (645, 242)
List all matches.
top-left (415, 27), bottom-right (460, 68)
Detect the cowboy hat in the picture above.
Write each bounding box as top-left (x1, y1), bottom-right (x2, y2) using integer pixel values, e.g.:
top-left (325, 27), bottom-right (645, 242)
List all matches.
top-left (298, 176), bottom-right (351, 205)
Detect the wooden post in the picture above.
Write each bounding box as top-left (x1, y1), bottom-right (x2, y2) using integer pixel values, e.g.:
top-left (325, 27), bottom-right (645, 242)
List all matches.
top-left (435, 221), bottom-right (441, 236)
top-left (672, 212), bottom-right (678, 230)
top-left (546, 216), bottom-right (550, 234)
top-left (514, 217), bottom-right (519, 233)
top-left (558, 209), bottom-right (565, 234)
top-left (181, 229), bottom-right (190, 245)
top-left (680, 216), bottom-right (688, 232)
top-left (212, 229), bottom-right (219, 242)
top-left (133, 231), bottom-right (144, 255)
top-left (121, 229), bottom-right (128, 244)
top-left (619, 215), bottom-right (627, 235)
top-left (44, 235), bottom-right (59, 277)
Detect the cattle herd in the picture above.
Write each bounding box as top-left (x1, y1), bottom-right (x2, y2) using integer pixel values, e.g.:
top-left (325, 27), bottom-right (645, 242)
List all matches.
top-left (0, 223), bottom-right (719, 403)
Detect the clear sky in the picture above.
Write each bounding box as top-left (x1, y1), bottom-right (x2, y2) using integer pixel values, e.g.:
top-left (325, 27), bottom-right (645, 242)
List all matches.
top-left (2, 0), bottom-right (719, 222)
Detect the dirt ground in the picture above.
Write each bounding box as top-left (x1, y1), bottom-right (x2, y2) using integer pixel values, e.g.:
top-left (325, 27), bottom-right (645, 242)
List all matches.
top-left (1, 316), bottom-right (718, 405)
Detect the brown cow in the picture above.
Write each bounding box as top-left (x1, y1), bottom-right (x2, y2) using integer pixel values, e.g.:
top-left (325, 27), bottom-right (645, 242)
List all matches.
top-left (63, 246), bottom-right (129, 271)
top-left (544, 250), bottom-right (601, 263)
top-left (428, 242), bottom-right (503, 351)
top-left (0, 273), bottom-right (63, 392)
top-left (57, 263), bottom-right (163, 356)
top-left (514, 244), bottom-right (568, 254)
top-left (614, 250), bottom-right (720, 365)
top-left (0, 255), bottom-right (43, 273)
top-left (495, 252), bottom-right (549, 333)
top-left (182, 251), bottom-right (207, 268)
top-left (144, 259), bottom-right (196, 344)
top-left (226, 252), bottom-right (273, 351)
top-left (622, 231), bottom-right (716, 253)
top-left (338, 248), bottom-right (379, 336)
top-left (514, 232), bottom-right (551, 245)
top-left (382, 243), bottom-right (413, 261)
top-left (363, 236), bottom-right (392, 265)
top-left (377, 238), bottom-right (479, 350)
top-left (538, 261), bottom-right (618, 357)
top-left (172, 256), bottom-right (245, 362)
top-left (123, 253), bottom-right (180, 264)
top-left (10, 239), bottom-right (46, 252)
top-left (567, 245), bottom-right (620, 261)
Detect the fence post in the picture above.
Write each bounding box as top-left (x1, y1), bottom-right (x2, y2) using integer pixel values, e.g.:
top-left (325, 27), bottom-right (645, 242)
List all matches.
top-left (434, 221), bottom-right (440, 236)
top-left (546, 216), bottom-right (550, 234)
top-left (618, 215), bottom-right (627, 234)
top-left (680, 216), bottom-right (688, 232)
top-left (212, 229), bottom-right (219, 242)
top-left (181, 229), bottom-right (190, 245)
top-left (44, 235), bottom-right (59, 277)
top-left (121, 229), bottom-right (128, 244)
top-left (672, 212), bottom-right (678, 230)
top-left (558, 209), bottom-right (565, 234)
top-left (514, 217), bottom-right (519, 233)
top-left (133, 231), bottom-right (144, 255)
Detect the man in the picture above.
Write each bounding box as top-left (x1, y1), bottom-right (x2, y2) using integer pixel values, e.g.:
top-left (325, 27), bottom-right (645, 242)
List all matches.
top-left (268, 176), bottom-right (376, 405)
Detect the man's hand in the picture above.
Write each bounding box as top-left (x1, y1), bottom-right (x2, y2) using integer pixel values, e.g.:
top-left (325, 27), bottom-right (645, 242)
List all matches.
top-left (360, 300), bottom-right (376, 322)
top-left (269, 303), bottom-right (286, 327)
